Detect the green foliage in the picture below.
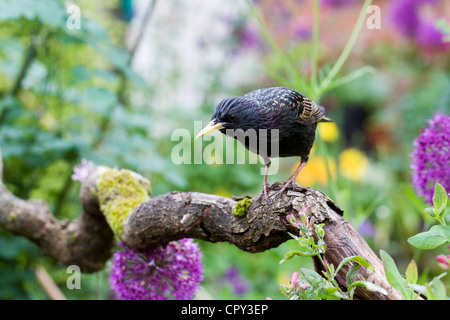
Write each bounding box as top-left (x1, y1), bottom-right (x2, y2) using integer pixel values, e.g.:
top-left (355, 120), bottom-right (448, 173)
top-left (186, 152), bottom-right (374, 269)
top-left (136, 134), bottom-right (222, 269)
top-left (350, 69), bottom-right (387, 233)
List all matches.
top-left (280, 207), bottom-right (383, 300)
top-left (0, 0), bottom-right (449, 300)
top-left (408, 184), bottom-right (450, 250)
top-left (381, 249), bottom-right (448, 300)
top-left (428, 183), bottom-right (448, 225)
top-left (380, 249), bottom-right (411, 298)
top-left (281, 224), bottom-right (326, 260)
top-left (408, 225), bottom-right (450, 250)
top-left (280, 268), bottom-right (339, 300)
top-left (0, 0), bottom-right (162, 299)
top-left (381, 185), bottom-right (450, 299)
top-left (246, 0), bottom-right (450, 300)
top-left (246, 0), bottom-right (374, 101)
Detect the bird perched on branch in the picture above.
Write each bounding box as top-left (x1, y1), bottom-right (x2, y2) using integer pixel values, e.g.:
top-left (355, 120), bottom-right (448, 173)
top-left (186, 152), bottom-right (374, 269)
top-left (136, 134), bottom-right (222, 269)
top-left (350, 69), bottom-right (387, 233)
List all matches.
top-left (196, 86), bottom-right (331, 200)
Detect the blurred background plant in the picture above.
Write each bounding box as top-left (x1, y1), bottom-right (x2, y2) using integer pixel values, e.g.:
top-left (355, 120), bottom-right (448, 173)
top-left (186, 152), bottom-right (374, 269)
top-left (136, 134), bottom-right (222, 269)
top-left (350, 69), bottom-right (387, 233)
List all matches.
top-left (0, 0), bottom-right (448, 299)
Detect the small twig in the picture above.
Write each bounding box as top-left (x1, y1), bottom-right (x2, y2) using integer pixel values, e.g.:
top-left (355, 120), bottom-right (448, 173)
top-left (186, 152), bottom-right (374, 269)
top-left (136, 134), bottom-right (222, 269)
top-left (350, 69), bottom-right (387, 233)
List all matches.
top-left (0, 26), bottom-right (50, 127)
top-left (128, 0), bottom-right (158, 62)
top-left (35, 266), bottom-right (66, 300)
top-left (0, 44), bottom-right (37, 127)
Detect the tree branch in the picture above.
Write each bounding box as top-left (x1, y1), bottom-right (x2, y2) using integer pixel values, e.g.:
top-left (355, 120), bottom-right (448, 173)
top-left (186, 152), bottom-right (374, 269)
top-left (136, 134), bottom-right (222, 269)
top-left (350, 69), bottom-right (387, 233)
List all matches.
top-left (0, 26), bottom-right (44, 127)
top-left (0, 165), bottom-right (114, 273)
top-left (0, 153), bottom-right (403, 299)
top-left (122, 187), bottom-right (340, 253)
top-left (123, 186), bottom-right (402, 300)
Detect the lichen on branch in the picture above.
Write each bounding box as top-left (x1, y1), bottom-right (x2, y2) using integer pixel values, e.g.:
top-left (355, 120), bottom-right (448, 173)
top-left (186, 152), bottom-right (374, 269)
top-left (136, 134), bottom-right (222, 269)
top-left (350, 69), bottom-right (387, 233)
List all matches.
top-left (97, 168), bottom-right (151, 236)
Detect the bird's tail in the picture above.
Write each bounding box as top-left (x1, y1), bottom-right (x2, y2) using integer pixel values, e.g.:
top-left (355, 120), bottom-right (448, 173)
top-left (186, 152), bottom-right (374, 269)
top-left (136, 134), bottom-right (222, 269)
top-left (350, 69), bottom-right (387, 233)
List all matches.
top-left (319, 116), bottom-right (333, 122)
top-left (317, 104), bottom-right (332, 122)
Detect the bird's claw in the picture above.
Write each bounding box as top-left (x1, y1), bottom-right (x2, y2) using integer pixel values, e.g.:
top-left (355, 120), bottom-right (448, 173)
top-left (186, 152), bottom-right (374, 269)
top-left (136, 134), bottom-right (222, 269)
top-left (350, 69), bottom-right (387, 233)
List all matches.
top-left (257, 183), bottom-right (270, 202)
top-left (275, 179), bottom-right (294, 197)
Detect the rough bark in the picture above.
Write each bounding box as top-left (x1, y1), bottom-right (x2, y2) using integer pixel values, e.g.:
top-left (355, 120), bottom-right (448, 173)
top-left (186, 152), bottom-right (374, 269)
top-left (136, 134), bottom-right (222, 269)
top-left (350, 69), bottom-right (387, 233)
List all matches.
top-left (318, 201), bottom-right (402, 300)
top-left (0, 158), bottom-right (403, 299)
top-left (123, 186), bottom-right (402, 300)
top-left (0, 166), bottom-right (114, 273)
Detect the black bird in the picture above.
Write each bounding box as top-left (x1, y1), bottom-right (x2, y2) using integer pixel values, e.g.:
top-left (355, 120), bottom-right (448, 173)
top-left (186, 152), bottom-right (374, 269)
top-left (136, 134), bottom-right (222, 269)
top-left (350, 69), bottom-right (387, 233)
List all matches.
top-left (196, 86), bottom-right (331, 199)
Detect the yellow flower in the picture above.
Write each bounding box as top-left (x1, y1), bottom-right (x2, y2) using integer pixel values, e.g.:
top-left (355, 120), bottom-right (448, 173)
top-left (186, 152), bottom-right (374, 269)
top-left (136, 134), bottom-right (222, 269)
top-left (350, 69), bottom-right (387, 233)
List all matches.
top-left (277, 271), bottom-right (291, 287)
top-left (294, 155), bottom-right (337, 186)
top-left (339, 148), bottom-right (369, 182)
top-left (318, 122), bottom-right (339, 143)
top-left (215, 188), bottom-right (232, 198)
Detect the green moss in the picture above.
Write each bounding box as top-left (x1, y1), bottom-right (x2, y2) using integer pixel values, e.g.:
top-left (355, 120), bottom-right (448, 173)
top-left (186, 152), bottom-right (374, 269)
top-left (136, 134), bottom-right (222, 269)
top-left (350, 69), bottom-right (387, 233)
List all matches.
top-left (97, 169), bottom-right (151, 236)
top-left (232, 198), bottom-right (252, 217)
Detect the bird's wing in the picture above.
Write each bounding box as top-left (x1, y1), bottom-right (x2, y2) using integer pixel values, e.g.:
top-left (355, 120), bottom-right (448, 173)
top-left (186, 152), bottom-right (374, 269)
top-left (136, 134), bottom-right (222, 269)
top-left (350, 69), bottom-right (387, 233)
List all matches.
top-left (243, 87), bottom-right (330, 126)
top-left (297, 96), bottom-right (331, 125)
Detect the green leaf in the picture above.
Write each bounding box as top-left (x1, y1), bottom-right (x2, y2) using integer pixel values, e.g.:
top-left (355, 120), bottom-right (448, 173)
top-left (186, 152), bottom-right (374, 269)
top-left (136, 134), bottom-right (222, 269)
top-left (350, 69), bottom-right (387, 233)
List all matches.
top-left (432, 183), bottom-right (448, 215)
top-left (407, 283), bottom-right (427, 295)
top-left (429, 277), bottom-right (446, 300)
top-left (0, 0), bottom-right (66, 28)
top-left (336, 255), bottom-right (374, 277)
top-left (380, 249), bottom-right (407, 297)
top-left (347, 280), bottom-right (388, 296)
top-left (407, 225), bottom-right (450, 250)
top-left (279, 250), bottom-right (300, 264)
top-left (326, 66), bottom-right (376, 91)
top-left (405, 260), bottom-right (418, 284)
top-left (345, 263), bottom-right (360, 286)
top-left (424, 207), bottom-right (436, 217)
top-left (299, 268), bottom-right (322, 283)
top-left (315, 223), bottom-right (325, 238)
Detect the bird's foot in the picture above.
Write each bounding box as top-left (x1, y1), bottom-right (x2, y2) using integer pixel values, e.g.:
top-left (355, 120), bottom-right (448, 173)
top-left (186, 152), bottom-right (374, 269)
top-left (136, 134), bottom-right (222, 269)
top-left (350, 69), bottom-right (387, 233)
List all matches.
top-left (275, 179), bottom-right (295, 197)
top-left (257, 183), bottom-right (270, 202)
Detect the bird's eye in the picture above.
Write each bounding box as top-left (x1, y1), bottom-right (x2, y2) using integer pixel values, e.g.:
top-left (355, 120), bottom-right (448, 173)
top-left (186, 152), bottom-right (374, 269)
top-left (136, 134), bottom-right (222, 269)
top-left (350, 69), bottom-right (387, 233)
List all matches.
top-left (228, 114), bottom-right (236, 121)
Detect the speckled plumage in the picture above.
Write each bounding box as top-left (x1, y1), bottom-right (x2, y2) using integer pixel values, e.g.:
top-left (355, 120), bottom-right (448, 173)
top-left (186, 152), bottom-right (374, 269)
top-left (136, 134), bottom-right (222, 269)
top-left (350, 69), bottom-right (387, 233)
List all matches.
top-left (212, 87), bottom-right (328, 161)
top-left (202, 86), bottom-right (331, 199)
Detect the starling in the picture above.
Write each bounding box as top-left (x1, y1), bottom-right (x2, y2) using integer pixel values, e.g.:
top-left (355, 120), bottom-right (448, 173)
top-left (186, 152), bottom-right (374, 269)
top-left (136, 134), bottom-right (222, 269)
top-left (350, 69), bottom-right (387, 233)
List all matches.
top-left (196, 86), bottom-right (331, 199)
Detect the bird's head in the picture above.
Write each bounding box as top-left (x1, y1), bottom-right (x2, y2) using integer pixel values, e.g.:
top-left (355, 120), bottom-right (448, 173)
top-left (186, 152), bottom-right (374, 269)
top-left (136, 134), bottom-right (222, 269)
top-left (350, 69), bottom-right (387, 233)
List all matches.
top-left (196, 97), bottom-right (260, 139)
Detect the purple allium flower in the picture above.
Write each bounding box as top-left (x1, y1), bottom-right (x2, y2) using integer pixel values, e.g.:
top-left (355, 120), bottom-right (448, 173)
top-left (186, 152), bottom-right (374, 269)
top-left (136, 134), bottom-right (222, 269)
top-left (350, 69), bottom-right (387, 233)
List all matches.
top-left (223, 266), bottom-right (251, 295)
top-left (416, 19), bottom-right (449, 50)
top-left (410, 112), bottom-right (450, 205)
top-left (71, 158), bottom-right (94, 182)
top-left (109, 239), bottom-right (204, 300)
top-left (231, 24), bottom-right (261, 55)
top-left (389, 0), bottom-right (444, 43)
top-left (390, 0), bottom-right (422, 37)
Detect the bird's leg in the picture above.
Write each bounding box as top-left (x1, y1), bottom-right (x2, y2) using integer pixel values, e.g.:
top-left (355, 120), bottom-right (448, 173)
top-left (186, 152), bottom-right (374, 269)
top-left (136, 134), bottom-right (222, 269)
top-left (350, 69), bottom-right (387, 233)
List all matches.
top-left (257, 160), bottom-right (271, 201)
top-left (277, 159), bottom-right (308, 195)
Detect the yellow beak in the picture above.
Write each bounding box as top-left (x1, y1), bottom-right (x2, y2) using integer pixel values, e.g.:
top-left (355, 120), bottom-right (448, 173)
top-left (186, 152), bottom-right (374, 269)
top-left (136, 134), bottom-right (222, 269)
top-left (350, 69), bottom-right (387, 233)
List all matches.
top-left (195, 120), bottom-right (224, 139)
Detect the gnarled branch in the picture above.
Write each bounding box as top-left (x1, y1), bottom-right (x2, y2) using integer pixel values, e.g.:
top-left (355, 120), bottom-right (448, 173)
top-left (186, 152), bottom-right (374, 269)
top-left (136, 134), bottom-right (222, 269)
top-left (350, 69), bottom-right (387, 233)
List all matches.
top-left (0, 157), bottom-right (403, 299)
top-left (0, 166), bottom-right (114, 273)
